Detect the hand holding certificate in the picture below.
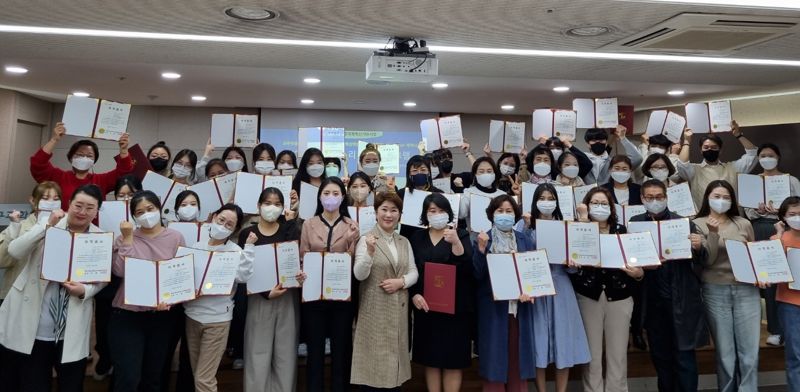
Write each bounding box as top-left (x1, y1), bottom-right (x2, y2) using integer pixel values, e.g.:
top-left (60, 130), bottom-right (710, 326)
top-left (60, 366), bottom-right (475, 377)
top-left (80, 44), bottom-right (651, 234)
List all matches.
top-left (302, 252), bottom-right (352, 302)
top-left (726, 239), bottom-right (794, 285)
top-left (249, 241), bottom-right (302, 294)
top-left (737, 174), bottom-right (791, 209)
top-left (667, 183), bottom-right (696, 217)
top-left (646, 110), bottom-right (686, 144)
top-left (422, 262), bottom-right (456, 314)
top-left (421, 115), bottom-right (464, 151)
top-left (298, 127), bottom-right (346, 158)
top-left (41, 227), bottom-right (114, 283)
top-left (489, 120), bottom-right (526, 153)
top-left (628, 219), bottom-right (692, 260)
top-left (210, 114), bottom-right (259, 148)
top-left (348, 206), bottom-right (377, 236)
top-left (142, 171), bottom-right (187, 221)
top-left (62, 94), bottom-right (131, 141)
top-left (573, 98), bottom-right (618, 129)
top-left (234, 172), bottom-right (293, 214)
top-left (486, 250), bottom-right (555, 300)
top-left (532, 109), bottom-right (577, 141)
top-left (686, 101), bottom-right (733, 133)
top-left (124, 255), bottom-right (196, 308)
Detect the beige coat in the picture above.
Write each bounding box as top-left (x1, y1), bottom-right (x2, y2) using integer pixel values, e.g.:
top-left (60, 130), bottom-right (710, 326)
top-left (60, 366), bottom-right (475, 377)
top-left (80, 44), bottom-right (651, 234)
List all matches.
top-left (351, 228), bottom-right (412, 388)
top-left (0, 217), bottom-right (105, 363)
top-left (0, 214), bottom-right (37, 299)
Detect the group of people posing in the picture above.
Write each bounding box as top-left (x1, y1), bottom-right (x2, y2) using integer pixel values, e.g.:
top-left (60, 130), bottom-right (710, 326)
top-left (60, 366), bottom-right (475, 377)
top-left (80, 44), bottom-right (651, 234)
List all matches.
top-left (0, 118), bottom-right (798, 392)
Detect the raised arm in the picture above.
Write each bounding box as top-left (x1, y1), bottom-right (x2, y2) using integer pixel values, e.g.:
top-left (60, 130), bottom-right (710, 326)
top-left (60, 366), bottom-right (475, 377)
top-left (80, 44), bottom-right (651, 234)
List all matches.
top-left (730, 122), bottom-right (758, 174)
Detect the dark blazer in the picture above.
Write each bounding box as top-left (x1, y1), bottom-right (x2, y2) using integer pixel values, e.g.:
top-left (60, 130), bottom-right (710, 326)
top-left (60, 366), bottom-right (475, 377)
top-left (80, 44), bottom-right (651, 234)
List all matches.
top-left (569, 223), bottom-right (639, 302)
top-left (629, 209), bottom-right (709, 350)
top-left (602, 181), bottom-right (642, 206)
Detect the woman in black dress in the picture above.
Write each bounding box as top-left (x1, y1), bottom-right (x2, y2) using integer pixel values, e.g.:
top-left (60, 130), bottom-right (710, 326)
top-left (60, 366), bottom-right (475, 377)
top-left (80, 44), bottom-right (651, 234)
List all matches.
top-left (409, 193), bottom-right (474, 392)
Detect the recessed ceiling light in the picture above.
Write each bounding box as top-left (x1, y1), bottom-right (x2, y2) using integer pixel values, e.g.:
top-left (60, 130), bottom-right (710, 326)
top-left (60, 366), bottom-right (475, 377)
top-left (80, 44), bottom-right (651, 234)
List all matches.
top-left (431, 82), bottom-right (449, 89)
top-left (6, 24), bottom-right (800, 67)
top-left (72, 91), bottom-right (90, 97)
top-left (553, 86), bottom-right (570, 92)
top-left (303, 77), bottom-right (321, 84)
top-left (301, 99), bottom-right (315, 104)
top-left (224, 6), bottom-right (279, 21)
top-left (191, 95), bottom-right (207, 102)
top-left (501, 104), bottom-right (515, 111)
top-left (403, 102), bottom-right (417, 107)
top-left (668, 90), bottom-right (685, 96)
top-left (161, 72), bottom-right (181, 79)
top-left (566, 26), bottom-right (612, 37)
top-left (5, 65), bottom-right (28, 74)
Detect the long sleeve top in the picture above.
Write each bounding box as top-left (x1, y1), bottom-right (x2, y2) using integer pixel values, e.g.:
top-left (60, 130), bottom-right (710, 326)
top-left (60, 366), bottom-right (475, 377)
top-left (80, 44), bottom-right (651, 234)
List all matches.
top-left (30, 148), bottom-right (134, 210)
top-left (582, 137), bottom-right (642, 185)
top-left (694, 216), bottom-right (755, 285)
top-left (353, 233), bottom-right (419, 288)
top-left (183, 240), bottom-right (254, 324)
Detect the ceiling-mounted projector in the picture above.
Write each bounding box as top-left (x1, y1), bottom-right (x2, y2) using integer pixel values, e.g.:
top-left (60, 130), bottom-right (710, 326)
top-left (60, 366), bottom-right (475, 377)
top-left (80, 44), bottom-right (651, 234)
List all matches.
top-left (366, 37), bottom-right (438, 83)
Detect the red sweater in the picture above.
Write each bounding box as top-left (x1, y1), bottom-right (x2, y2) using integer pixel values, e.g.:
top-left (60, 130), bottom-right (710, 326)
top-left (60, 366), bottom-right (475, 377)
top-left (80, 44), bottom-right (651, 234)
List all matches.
top-left (30, 148), bottom-right (134, 210)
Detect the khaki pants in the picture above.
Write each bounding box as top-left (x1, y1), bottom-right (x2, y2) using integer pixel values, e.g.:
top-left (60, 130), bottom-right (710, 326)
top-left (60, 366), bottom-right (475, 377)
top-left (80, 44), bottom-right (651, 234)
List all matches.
top-left (185, 317), bottom-right (231, 392)
top-left (577, 293), bottom-right (633, 392)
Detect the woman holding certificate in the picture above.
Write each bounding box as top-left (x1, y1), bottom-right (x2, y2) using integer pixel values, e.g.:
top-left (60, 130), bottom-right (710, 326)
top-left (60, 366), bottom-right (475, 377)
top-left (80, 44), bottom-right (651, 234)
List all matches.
top-left (183, 203), bottom-right (255, 392)
top-left (694, 180), bottom-right (758, 392)
top-left (408, 193), bottom-right (474, 392)
top-left (0, 185), bottom-right (106, 392)
top-left (252, 143), bottom-right (278, 175)
top-left (170, 149), bottom-right (199, 185)
top-left (555, 151), bottom-right (586, 187)
top-left (358, 144), bottom-right (391, 194)
top-left (299, 177), bottom-right (360, 392)
top-left (570, 188), bottom-right (643, 392)
top-left (745, 144), bottom-right (800, 346)
top-left (458, 157), bottom-right (507, 234)
top-left (348, 172), bottom-right (374, 208)
top-left (519, 146), bottom-right (556, 185)
top-left (196, 141), bottom-right (248, 182)
top-left (472, 194), bottom-right (536, 391)
top-left (397, 155), bottom-right (444, 238)
top-left (239, 187), bottom-right (303, 392)
top-left (601, 155), bottom-right (641, 207)
top-left (517, 183), bottom-right (590, 392)
top-left (351, 192), bottom-right (418, 390)
top-left (771, 196), bottom-right (800, 390)
top-left (30, 122), bottom-right (133, 210)
top-left (147, 141), bottom-right (172, 177)
top-left (109, 190), bottom-right (187, 392)
top-left (641, 153), bottom-right (678, 187)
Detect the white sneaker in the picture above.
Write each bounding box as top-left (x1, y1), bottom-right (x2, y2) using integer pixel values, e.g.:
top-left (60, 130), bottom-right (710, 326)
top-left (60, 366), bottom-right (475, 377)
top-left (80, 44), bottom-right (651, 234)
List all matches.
top-left (297, 343), bottom-right (308, 357)
top-left (766, 334), bottom-right (783, 346)
top-left (232, 359), bottom-right (244, 370)
top-left (324, 338), bottom-right (331, 355)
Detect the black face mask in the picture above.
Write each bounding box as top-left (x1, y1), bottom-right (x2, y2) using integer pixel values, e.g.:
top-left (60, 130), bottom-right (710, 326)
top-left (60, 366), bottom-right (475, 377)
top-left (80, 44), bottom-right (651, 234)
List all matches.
top-left (411, 173), bottom-right (429, 188)
top-left (150, 157), bottom-right (168, 171)
top-left (590, 143), bottom-right (607, 156)
top-left (439, 160), bottom-right (453, 174)
top-left (702, 149), bottom-right (720, 162)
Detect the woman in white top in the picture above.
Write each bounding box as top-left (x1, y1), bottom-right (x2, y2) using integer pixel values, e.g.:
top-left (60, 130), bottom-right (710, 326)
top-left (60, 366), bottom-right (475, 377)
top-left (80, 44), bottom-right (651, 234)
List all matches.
top-left (351, 192), bottom-right (419, 390)
top-left (459, 157), bottom-right (507, 237)
top-left (183, 203), bottom-right (255, 392)
top-left (601, 155), bottom-right (641, 207)
top-left (0, 185), bottom-right (107, 392)
top-left (170, 149), bottom-right (199, 186)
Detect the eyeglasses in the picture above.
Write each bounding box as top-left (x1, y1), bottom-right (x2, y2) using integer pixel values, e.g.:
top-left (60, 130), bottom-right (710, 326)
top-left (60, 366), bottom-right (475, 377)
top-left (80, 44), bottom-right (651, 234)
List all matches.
top-left (642, 196), bottom-right (666, 202)
top-left (589, 202), bottom-right (610, 207)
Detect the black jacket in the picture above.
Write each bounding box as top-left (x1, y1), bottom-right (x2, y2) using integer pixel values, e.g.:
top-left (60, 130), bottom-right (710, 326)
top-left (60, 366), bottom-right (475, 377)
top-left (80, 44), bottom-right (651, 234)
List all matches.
top-left (569, 224), bottom-right (639, 302)
top-left (629, 210), bottom-right (709, 350)
top-left (601, 182), bottom-right (642, 206)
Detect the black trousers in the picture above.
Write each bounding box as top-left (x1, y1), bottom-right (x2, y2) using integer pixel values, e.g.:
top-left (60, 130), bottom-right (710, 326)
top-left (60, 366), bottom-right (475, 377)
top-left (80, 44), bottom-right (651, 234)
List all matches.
top-left (646, 301), bottom-right (699, 392)
top-left (108, 308), bottom-right (179, 392)
top-left (93, 277), bottom-right (120, 375)
top-left (227, 284), bottom-right (248, 358)
top-left (301, 301), bottom-right (355, 392)
top-left (1, 340), bottom-right (86, 392)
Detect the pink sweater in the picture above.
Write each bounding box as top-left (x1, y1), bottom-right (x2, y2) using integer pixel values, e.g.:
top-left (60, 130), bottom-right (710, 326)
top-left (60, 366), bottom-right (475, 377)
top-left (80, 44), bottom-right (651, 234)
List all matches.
top-left (112, 228), bottom-right (186, 312)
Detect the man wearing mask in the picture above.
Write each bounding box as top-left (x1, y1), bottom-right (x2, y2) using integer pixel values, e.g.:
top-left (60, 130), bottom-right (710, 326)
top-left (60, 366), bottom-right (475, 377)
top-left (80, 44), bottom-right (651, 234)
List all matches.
top-left (629, 180), bottom-right (709, 392)
top-left (676, 121), bottom-right (758, 209)
top-left (582, 125), bottom-right (642, 185)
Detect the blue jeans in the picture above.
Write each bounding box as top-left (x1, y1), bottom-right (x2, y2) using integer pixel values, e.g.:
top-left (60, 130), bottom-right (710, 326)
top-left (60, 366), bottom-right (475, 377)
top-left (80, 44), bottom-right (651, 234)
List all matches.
top-left (702, 283), bottom-right (761, 392)
top-left (779, 301), bottom-right (800, 392)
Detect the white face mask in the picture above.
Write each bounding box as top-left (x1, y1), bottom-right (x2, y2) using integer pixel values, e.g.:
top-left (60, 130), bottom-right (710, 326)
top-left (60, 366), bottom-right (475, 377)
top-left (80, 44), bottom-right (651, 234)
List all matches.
top-left (37, 199), bottom-right (61, 211)
top-left (589, 204), bottom-right (611, 222)
top-left (650, 168), bottom-right (669, 181)
top-left (759, 157), bottom-right (779, 171)
top-left (278, 162), bottom-right (294, 170)
top-left (209, 222), bottom-right (233, 240)
top-left (428, 213), bottom-right (450, 230)
top-left (644, 199), bottom-right (668, 215)
top-left (533, 162), bottom-right (551, 177)
top-left (649, 147), bottom-right (666, 155)
top-left (499, 164), bottom-right (515, 176)
top-left (561, 165), bottom-right (579, 179)
top-left (307, 163), bottom-right (325, 178)
top-left (551, 149), bottom-right (563, 161)
top-left (362, 163), bottom-right (380, 177)
top-left (135, 211), bottom-right (161, 229)
top-left (611, 170), bottom-right (631, 184)
top-left (177, 205), bottom-right (198, 221)
top-left (537, 200), bottom-right (557, 215)
top-left (171, 163), bottom-right (192, 179)
top-left (476, 173), bottom-right (496, 188)
top-left (260, 205), bottom-right (282, 222)
top-left (709, 198), bottom-right (732, 214)
top-left (431, 166), bottom-right (440, 178)
top-left (786, 216), bottom-right (800, 230)
top-left (254, 160), bottom-right (275, 175)
top-left (225, 159), bottom-right (245, 172)
top-left (71, 156), bottom-right (94, 171)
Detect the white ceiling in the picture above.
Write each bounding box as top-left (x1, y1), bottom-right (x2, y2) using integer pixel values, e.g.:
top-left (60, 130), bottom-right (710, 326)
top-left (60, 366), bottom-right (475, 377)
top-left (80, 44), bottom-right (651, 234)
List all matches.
top-left (1, 0), bottom-right (799, 114)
